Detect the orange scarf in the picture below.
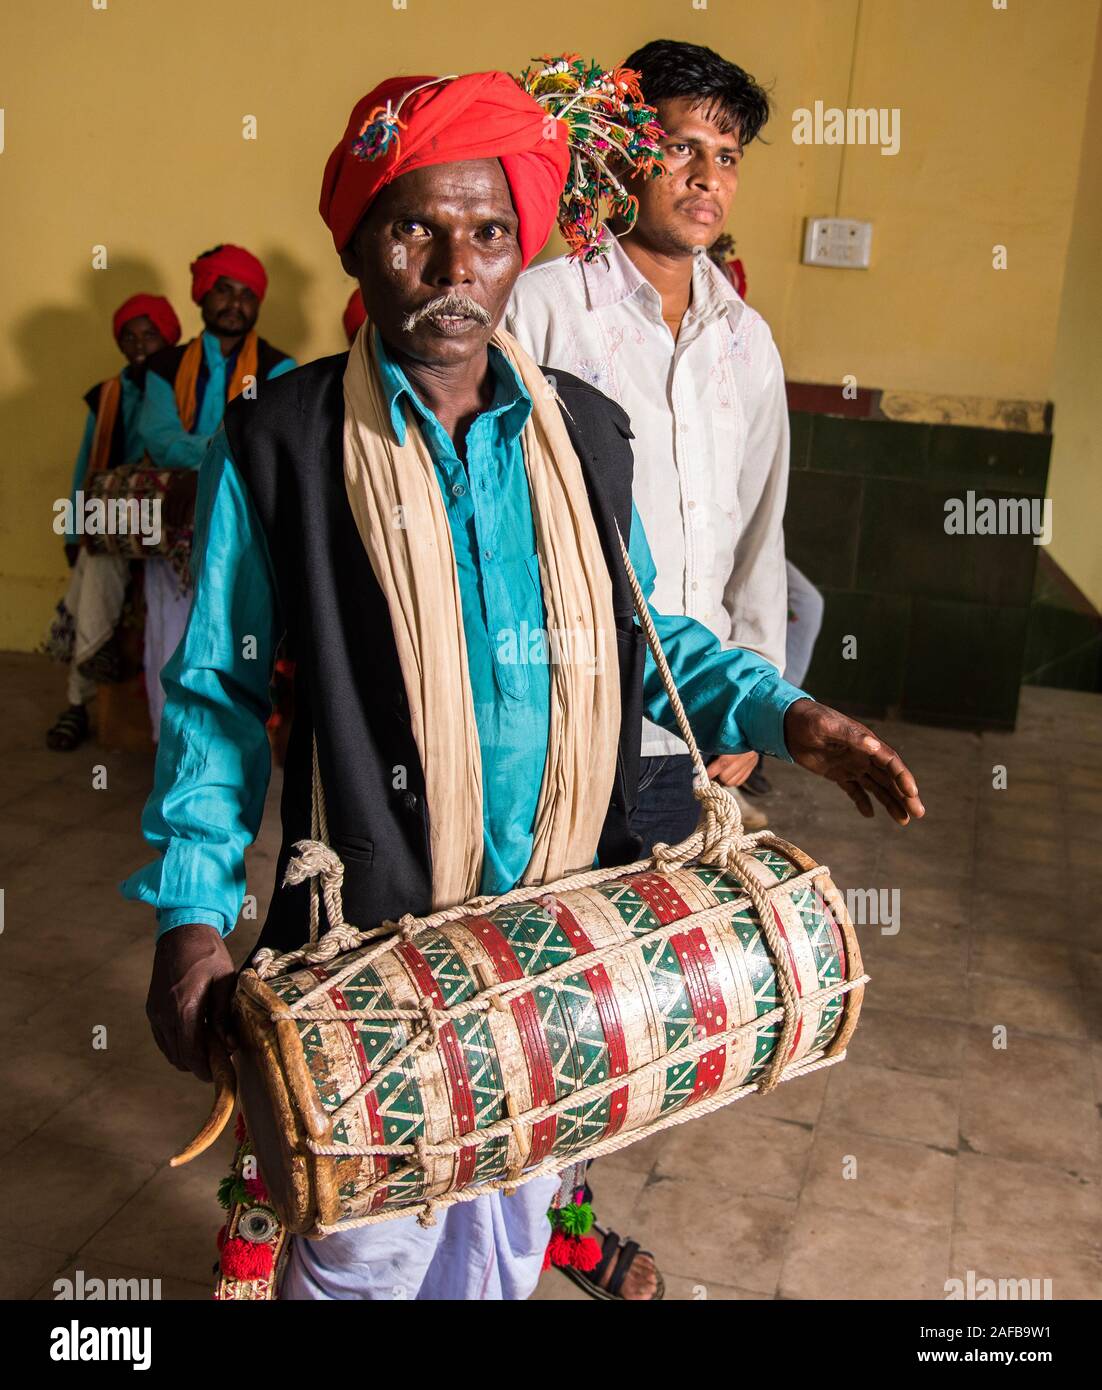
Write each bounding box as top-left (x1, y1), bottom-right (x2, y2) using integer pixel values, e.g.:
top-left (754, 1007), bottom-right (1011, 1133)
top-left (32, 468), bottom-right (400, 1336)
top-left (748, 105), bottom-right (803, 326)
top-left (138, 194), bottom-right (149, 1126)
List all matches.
top-left (85, 375), bottom-right (123, 481)
top-left (173, 331), bottom-right (259, 431)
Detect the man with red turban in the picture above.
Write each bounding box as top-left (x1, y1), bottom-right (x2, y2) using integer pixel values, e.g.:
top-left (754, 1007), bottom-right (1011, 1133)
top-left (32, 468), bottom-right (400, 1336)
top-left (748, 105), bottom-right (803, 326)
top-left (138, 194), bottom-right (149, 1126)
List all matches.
top-left (138, 244), bottom-right (295, 741)
top-left (45, 294), bottom-right (181, 751)
top-left (130, 71), bottom-right (922, 1303)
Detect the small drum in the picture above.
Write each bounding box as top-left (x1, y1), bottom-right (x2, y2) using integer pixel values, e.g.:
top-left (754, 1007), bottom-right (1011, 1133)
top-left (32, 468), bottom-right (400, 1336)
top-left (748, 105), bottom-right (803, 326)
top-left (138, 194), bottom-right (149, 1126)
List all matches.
top-left (82, 462), bottom-right (197, 575)
top-left (230, 826), bottom-right (865, 1237)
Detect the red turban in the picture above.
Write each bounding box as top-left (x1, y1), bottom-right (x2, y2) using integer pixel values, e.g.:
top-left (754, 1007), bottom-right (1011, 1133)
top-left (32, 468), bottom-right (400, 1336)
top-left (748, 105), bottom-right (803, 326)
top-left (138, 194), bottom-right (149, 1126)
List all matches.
top-left (112, 293), bottom-right (181, 346)
top-left (189, 244), bottom-right (268, 305)
top-left (319, 72), bottom-right (569, 267)
top-left (342, 287), bottom-right (367, 344)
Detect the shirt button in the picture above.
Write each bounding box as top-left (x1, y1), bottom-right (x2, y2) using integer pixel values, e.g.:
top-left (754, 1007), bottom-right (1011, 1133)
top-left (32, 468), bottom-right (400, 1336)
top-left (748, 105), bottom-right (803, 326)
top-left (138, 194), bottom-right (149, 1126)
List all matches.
top-left (483, 549), bottom-right (493, 560)
top-left (691, 582), bottom-right (699, 591)
top-left (688, 500), bottom-right (697, 510)
top-left (452, 483), bottom-right (466, 497)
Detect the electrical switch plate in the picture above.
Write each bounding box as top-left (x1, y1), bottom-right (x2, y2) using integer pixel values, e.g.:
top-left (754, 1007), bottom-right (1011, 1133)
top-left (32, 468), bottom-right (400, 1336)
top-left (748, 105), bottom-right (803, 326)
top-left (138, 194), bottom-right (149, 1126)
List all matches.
top-left (802, 217), bottom-right (873, 269)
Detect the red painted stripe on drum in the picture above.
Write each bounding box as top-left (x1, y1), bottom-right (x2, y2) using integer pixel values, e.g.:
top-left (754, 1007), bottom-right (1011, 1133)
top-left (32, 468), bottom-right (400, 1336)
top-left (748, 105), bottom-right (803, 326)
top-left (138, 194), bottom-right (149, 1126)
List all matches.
top-left (396, 942), bottom-right (477, 1188)
top-left (552, 904), bottom-right (631, 1103)
top-left (770, 905), bottom-right (805, 1060)
top-left (670, 927), bottom-right (728, 1099)
top-left (628, 872), bottom-right (693, 925)
top-left (465, 917), bottom-right (559, 1162)
top-left (605, 1084), bottom-right (630, 1136)
top-left (325, 984), bottom-right (390, 1206)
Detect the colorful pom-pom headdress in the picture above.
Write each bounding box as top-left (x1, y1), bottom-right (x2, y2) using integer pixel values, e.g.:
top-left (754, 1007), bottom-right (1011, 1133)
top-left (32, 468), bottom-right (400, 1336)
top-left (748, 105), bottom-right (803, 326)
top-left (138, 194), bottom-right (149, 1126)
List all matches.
top-left (515, 54), bottom-right (666, 262)
top-left (351, 74), bottom-right (460, 162)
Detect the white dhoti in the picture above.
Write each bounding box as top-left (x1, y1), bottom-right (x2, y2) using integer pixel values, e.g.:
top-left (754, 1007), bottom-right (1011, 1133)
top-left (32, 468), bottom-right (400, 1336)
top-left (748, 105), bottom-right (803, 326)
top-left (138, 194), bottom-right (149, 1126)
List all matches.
top-left (280, 1177), bottom-right (560, 1301)
top-left (62, 548), bottom-right (129, 705)
top-left (143, 557), bottom-right (192, 741)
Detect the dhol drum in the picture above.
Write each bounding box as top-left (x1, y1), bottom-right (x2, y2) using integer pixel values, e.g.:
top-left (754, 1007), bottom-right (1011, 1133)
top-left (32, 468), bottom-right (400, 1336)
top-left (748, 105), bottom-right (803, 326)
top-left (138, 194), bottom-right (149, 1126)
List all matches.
top-left (173, 537), bottom-right (868, 1238)
top-left (81, 461), bottom-right (196, 579)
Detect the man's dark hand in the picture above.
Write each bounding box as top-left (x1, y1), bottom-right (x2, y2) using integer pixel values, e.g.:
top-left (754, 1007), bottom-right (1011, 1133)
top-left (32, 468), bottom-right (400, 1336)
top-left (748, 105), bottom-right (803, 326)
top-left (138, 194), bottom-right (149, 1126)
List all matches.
top-left (146, 923), bottom-right (239, 1082)
top-left (783, 698), bottom-right (925, 825)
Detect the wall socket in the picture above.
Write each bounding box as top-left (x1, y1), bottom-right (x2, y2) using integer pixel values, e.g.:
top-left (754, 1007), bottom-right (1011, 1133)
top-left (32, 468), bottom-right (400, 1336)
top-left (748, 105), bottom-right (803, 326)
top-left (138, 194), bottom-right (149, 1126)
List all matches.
top-left (802, 217), bottom-right (873, 269)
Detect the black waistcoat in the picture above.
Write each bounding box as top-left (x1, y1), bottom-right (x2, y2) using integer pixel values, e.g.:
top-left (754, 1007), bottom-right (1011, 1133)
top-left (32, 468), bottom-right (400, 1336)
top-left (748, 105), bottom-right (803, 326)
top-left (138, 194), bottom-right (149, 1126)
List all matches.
top-left (82, 365), bottom-right (144, 474)
top-left (223, 353), bottom-right (646, 954)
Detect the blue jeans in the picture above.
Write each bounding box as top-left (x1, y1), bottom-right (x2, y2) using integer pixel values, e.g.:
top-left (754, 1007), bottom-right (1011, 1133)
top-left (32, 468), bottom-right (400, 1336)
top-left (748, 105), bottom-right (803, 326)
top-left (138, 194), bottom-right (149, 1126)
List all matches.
top-left (630, 754), bottom-right (699, 856)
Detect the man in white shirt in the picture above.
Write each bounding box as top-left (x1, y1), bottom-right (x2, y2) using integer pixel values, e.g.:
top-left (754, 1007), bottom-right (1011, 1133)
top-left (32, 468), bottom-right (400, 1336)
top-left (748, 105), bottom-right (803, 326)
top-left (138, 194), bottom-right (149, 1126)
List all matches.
top-left (507, 38), bottom-right (787, 848)
top-left (505, 37), bottom-right (787, 1300)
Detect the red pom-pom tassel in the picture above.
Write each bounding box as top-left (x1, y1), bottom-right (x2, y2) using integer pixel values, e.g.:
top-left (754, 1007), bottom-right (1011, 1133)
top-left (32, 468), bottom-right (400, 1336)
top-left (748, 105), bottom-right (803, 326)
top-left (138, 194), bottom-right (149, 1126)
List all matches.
top-left (546, 1230), bottom-right (575, 1268)
top-left (570, 1234), bottom-right (602, 1272)
top-left (220, 1236), bottom-right (274, 1281)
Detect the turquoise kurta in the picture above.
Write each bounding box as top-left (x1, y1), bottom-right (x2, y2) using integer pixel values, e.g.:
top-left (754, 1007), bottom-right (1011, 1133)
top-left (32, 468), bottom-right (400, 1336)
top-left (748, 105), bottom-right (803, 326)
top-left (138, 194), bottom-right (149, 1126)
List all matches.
top-left (139, 329), bottom-right (296, 470)
top-left (122, 340), bottom-right (808, 937)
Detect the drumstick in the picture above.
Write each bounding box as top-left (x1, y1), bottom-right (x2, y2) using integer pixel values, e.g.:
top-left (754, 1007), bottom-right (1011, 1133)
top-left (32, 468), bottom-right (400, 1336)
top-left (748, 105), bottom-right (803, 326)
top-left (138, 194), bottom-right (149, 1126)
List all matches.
top-left (169, 1037), bottom-right (237, 1167)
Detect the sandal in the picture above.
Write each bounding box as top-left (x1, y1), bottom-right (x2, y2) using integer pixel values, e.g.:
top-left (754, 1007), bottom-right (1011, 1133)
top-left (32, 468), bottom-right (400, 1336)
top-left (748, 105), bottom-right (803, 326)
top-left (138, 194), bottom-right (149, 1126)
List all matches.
top-left (46, 703), bottom-right (89, 751)
top-left (558, 1223), bottom-right (665, 1301)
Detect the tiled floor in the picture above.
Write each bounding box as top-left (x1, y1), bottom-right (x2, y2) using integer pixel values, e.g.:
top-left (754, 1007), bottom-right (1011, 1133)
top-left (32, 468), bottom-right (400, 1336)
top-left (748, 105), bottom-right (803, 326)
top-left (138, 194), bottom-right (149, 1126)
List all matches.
top-left (2, 651), bottom-right (1099, 1300)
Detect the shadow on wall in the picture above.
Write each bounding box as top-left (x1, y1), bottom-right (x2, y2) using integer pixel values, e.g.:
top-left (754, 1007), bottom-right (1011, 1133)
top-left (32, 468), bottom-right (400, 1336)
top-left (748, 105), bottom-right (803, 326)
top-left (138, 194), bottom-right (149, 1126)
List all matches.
top-left (256, 247), bottom-right (313, 363)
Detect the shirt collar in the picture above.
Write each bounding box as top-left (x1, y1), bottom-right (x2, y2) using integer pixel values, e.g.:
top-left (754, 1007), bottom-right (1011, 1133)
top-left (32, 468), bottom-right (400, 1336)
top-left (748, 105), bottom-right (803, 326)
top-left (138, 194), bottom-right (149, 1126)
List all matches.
top-left (579, 234), bottom-right (746, 333)
top-left (373, 328), bottom-right (532, 447)
top-left (200, 329), bottom-right (241, 372)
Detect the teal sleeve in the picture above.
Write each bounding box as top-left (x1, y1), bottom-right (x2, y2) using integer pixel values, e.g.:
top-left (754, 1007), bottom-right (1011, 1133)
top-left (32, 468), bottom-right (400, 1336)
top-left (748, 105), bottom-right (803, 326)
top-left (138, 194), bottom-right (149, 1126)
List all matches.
top-left (66, 412), bottom-right (95, 545)
top-left (119, 427), bottom-right (282, 936)
top-left (140, 370), bottom-right (210, 469)
top-left (627, 504), bottom-right (809, 762)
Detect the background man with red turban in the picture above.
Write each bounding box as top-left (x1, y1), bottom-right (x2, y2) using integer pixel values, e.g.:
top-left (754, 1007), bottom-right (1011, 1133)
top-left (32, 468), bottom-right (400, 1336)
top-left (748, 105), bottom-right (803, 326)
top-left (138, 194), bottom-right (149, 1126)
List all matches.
top-left (138, 244), bottom-right (295, 741)
top-left (128, 71), bottom-right (922, 1304)
top-left (45, 293), bottom-right (181, 751)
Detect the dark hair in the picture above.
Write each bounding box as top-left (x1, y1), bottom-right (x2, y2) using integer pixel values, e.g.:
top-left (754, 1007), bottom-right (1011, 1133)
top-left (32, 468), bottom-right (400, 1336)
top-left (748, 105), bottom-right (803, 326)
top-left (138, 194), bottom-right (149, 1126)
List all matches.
top-left (623, 39), bottom-right (771, 146)
top-left (193, 244), bottom-right (224, 261)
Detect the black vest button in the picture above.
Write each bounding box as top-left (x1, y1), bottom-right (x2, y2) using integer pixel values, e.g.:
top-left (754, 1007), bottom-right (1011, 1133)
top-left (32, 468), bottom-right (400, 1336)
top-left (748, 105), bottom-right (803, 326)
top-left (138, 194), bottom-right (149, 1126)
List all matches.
top-left (401, 791), bottom-right (419, 812)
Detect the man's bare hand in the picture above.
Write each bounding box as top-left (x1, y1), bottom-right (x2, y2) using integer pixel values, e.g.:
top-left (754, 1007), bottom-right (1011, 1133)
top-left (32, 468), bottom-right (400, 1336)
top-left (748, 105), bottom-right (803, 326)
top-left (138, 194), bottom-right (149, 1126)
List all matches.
top-left (783, 699), bottom-right (924, 826)
top-left (705, 750), bottom-right (759, 788)
top-left (146, 923), bottom-right (239, 1082)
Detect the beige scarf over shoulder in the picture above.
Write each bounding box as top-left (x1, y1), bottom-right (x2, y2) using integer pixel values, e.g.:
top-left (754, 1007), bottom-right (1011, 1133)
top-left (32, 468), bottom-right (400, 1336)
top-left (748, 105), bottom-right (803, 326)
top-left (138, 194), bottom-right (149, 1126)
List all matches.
top-left (342, 324), bottom-right (620, 909)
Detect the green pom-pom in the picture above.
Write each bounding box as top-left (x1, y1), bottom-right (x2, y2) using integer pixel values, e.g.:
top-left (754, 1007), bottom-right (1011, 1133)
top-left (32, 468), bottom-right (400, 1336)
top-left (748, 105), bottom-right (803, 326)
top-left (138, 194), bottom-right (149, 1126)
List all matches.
top-left (218, 1176), bottom-right (250, 1209)
top-left (557, 1201), bottom-right (594, 1237)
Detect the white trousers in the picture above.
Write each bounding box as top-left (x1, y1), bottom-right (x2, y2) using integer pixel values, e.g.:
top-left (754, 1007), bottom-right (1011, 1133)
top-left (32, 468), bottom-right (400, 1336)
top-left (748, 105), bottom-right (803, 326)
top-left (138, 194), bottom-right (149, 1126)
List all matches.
top-left (62, 548), bottom-right (129, 705)
top-left (280, 1176), bottom-right (560, 1301)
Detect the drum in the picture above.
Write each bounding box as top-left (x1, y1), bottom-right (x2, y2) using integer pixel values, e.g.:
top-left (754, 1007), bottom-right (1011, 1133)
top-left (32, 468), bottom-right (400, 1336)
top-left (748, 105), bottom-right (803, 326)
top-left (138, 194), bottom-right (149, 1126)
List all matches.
top-left (230, 824), bottom-right (865, 1237)
top-left (171, 536), bottom-right (868, 1242)
top-left (82, 461), bottom-right (197, 577)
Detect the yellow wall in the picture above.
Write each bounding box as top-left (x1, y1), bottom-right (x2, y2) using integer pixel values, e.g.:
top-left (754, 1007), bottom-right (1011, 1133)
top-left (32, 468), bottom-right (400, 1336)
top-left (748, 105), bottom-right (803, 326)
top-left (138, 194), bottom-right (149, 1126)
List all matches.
top-left (1048, 9), bottom-right (1102, 610)
top-left (1, 0), bottom-right (1100, 649)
